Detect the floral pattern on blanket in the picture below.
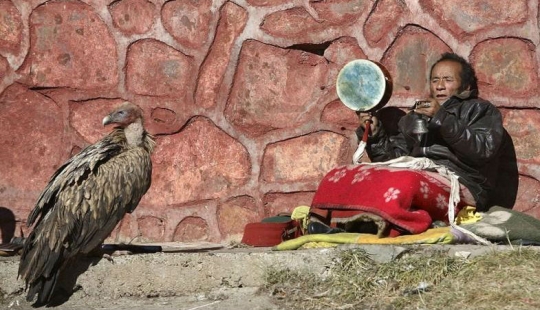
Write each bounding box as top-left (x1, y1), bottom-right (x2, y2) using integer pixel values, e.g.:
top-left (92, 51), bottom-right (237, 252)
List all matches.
top-left (311, 164), bottom-right (475, 235)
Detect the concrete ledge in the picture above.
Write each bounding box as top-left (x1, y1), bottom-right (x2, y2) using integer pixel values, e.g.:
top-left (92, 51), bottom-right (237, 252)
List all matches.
top-left (0, 244), bottom-right (531, 309)
top-left (1, 246), bottom-right (337, 309)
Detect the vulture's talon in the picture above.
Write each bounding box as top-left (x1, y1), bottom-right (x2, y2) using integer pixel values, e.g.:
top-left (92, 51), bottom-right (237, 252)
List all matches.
top-left (102, 253), bottom-right (115, 264)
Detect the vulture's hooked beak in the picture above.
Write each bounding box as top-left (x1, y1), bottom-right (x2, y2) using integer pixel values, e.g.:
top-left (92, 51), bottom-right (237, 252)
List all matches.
top-left (102, 115), bottom-right (112, 126)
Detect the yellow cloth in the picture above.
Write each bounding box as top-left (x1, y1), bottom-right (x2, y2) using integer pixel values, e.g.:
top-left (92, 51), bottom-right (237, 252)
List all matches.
top-left (455, 206), bottom-right (482, 224)
top-left (273, 227), bottom-right (454, 251)
top-left (290, 205), bottom-right (311, 235)
top-left (301, 241), bottom-right (339, 249)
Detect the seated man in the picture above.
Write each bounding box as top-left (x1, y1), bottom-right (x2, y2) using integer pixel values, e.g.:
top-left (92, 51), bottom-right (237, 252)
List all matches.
top-left (309, 52), bottom-right (517, 236)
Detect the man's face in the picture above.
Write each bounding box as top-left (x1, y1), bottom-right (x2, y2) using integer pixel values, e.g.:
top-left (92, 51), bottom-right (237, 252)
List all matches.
top-left (429, 60), bottom-right (465, 105)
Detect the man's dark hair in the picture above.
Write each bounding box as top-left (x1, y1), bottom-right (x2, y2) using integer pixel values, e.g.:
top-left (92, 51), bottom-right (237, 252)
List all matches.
top-left (430, 52), bottom-right (478, 93)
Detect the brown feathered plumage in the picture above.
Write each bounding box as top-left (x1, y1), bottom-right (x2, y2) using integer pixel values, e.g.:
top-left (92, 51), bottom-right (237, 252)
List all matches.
top-left (18, 102), bottom-right (155, 306)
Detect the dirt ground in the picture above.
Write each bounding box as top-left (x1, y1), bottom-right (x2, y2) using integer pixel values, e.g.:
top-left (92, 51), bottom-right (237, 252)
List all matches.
top-left (4, 287), bottom-right (280, 310)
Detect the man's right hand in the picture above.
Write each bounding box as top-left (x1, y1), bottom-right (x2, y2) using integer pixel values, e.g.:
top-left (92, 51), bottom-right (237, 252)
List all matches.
top-left (357, 112), bottom-right (380, 136)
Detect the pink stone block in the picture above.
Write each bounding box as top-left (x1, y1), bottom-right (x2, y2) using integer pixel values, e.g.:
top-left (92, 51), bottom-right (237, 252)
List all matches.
top-left (364, 0), bottom-right (407, 46)
top-left (263, 192), bottom-right (315, 216)
top-left (196, 2), bottom-right (248, 109)
top-left (226, 40), bottom-right (329, 136)
top-left (109, 0), bottom-right (156, 35)
top-left (324, 37), bottom-right (367, 65)
top-left (419, 0), bottom-right (528, 37)
top-left (0, 0), bottom-right (23, 53)
top-left (20, 1), bottom-right (118, 89)
top-left (321, 100), bottom-right (359, 131)
top-left (0, 84), bottom-right (66, 216)
top-left (471, 38), bottom-right (538, 99)
top-left (0, 56), bottom-right (8, 79)
top-left (217, 196), bottom-right (261, 238)
top-left (245, 0), bottom-right (289, 6)
top-left (173, 216), bottom-right (209, 242)
top-left (162, 0), bottom-right (214, 49)
top-left (261, 132), bottom-right (349, 183)
top-left (125, 39), bottom-right (194, 97)
top-left (142, 117), bottom-right (250, 207)
top-left (512, 175), bottom-right (540, 216)
top-left (137, 216), bottom-right (166, 242)
top-left (261, 1), bottom-right (368, 40)
top-left (503, 109), bottom-right (540, 165)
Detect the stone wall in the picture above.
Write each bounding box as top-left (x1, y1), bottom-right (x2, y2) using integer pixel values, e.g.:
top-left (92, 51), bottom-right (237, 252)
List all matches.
top-left (1, 0), bottom-right (539, 243)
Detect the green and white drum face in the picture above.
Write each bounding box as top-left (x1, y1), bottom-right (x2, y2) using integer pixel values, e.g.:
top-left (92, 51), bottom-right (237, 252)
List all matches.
top-left (336, 59), bottom-right (392, 112)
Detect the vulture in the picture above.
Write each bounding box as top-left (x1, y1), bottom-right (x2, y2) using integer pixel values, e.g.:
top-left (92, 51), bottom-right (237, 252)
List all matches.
top-left (18, 102), bottom-right (155, 306)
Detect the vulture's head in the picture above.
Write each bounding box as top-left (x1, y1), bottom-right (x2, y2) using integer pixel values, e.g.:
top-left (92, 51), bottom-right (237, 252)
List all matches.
top-left (102, 102), bottom-right (143, 128)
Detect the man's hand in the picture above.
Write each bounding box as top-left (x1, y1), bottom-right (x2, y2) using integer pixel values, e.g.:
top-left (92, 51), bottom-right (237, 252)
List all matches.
top-left (357, 112), bottom-right (380, 136)
top-left (413, 98), bottom-right (440, 118)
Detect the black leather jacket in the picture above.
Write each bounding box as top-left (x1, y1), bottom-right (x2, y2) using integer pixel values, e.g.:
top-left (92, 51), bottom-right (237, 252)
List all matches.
top-left (356, 91), bottom-right (507, 210)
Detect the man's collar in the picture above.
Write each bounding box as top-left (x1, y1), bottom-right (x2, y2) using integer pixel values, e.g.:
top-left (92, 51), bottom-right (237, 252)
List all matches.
top-left (455, 89), bottom-right (478, 99)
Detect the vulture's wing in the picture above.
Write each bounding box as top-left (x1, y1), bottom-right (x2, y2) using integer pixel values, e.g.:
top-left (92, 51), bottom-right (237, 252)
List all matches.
top-left (69, 145), bottom-right (153, 254)
top-left (26, 134), bottom-right (123, 227)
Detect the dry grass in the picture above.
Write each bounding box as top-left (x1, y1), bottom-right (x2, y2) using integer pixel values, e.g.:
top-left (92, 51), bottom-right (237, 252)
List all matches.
top-left (263, 247), bottom-right (540, 310)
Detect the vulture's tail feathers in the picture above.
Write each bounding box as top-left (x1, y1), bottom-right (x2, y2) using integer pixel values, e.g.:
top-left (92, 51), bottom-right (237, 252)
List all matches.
top-left (19, 233), bottom-right (65, 307)
top-left (26, 271), bottom-right (59, 306)
top-left (26, 278), bottom-right (42, 302)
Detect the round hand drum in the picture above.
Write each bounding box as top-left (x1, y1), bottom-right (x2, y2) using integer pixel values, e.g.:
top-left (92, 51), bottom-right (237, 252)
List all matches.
top-left (336, 59), bottom-right (393, 112)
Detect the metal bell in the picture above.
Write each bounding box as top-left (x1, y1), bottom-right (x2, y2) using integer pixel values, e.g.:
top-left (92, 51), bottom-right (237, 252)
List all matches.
top-left (412, 118), bottom-right (429, 135)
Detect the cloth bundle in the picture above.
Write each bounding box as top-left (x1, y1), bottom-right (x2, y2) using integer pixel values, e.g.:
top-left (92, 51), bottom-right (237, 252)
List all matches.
top-left (311, 163), bottom-right (475, 236)
top-left (461, 206), bottom-right (540, 245)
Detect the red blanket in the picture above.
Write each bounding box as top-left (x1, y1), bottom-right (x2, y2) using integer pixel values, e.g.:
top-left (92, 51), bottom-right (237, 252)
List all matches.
top-left (311, 164), bottom-right (476, 236)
